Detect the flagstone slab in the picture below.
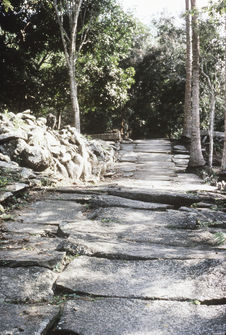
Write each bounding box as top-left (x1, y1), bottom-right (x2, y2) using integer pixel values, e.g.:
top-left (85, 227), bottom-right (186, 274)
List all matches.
top-left (0, 303), bottom-right (59, 335)
top-left (59, 235), bottom-right (226, 260)
top-left (55, 299), bottom-right (226, 335)
top-left (1, 221), bottom-right (58, 235)
top-left (134, 173), bottom-right (174, 181)
top-left (0, 266), bottom-right (57, 303)
top-left (136, 161), bottom-right (175, 168)
top-left (137, 153), bottom-right (172, 162)
top-left (58, 223), bottom-right (225, 251)
top-left (87, 195), bottom-right (173, 210)
top-left (56, 256), bottom-right (226, 301)
top-left (134, 148), bottom-right (171, 153)
top-left (0, 249), bottom-right (65, 269)
top-left (106, 188), bottom-right (204, 206)
top-left (57, 208), bottom-right (225, 249)
top-left (16, 200), bottom-right (85, 224)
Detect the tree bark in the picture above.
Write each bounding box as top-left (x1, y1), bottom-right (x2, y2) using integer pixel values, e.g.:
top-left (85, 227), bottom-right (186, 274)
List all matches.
top-left (221, 17), bottom-right (226, 171)
top-left (188, 0), bottom-right (205, 167)
top-left (54, 0), bottom-right (83, 132)
top-left (208, 92), bottom-right (215, 168)
top-left (68, 63), bottom-right (80, 132)
top-left (183, 0), bottom-right (192, 139)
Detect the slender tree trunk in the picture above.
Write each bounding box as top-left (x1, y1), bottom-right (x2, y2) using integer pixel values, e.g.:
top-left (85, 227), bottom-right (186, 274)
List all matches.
top-left (68, 63), bottom-right (80, 132)
top-left (54, 0), bottom-right (83, 133)
top-left (57, 110), bottom-right (62, 130)
top-left (188, 0), bottom-right (205, 167)
top-left (183, 0), bottom-right (192, 139)
top-left (208, 92), bottom-right (216, 168)
top-left (222, 103), bottom-right (226, 171)
top-left (221, 17), bottom-right (226, 171)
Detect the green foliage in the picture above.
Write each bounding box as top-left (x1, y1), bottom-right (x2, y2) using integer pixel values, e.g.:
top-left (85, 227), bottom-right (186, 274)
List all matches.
top-left (77, 2), bottom-right (137, 132)
top-left (214, 232), bottom-right (225, 245)
top-left (0, 0), bottom-right (225, 138)
top-left (126, 16), bottom-right (186, 138)
top-left (199, 14), bottom-right (225, 132)
top-left (2, 0), bottom-right (13, 12)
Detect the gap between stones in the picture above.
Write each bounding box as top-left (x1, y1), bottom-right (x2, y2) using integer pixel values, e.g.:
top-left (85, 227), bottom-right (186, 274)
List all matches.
top-left (52, 284), bottom-right (226, 307)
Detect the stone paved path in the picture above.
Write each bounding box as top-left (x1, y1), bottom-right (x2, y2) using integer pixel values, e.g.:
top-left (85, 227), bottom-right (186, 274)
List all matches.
top-left (0, 139), bottom-right (226, 335)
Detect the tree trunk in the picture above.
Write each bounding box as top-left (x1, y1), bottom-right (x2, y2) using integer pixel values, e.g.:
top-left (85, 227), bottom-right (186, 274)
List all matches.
top-left (221, 18), bottom-right (226, 171)
top-left (188, 0), bottom-right (205, 167)
top-left (54, 0), bottom-right (83, 133)
top-left (222, 104), bottom-right (226, 171)
top-left (208, 92), bottom-right (216, 168)
top-left (57, 110), bottom-right (62, 130)
top-left (183, 0), bottom-right (192, 139)
top-left (69, 63), bottom-right (81, 133)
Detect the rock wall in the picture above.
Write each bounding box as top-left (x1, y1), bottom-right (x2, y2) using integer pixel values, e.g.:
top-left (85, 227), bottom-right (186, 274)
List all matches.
top-left (0, 110), bottom-right (117, 185)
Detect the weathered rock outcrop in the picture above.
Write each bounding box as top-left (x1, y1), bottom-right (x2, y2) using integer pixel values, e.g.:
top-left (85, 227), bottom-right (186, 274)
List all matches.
top-left (0, 110), bottom-right (116, 184)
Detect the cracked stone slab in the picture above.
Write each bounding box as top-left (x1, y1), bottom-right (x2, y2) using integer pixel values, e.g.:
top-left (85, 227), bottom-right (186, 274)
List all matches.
top-left (135, 167), bottom-right (176, 175)
top-left (16, 200), bottom-right (85, 224)
top-left (88, 195), bottom-right (173, 211)
top-left (0, 267), bottom-right (57, 303)
top-left (1, 221), bottom-right (58, 235)
top-left (136, 162), bottom-right (175, 169)
top-left (92, 208), bottom-right (198, 229)
top-left (0, 249), bottom-right (65, 269)
top-left (106, 188), bottom-right (204, 206)
top-left (57, 212), bottom-right (225, 249)
top-left (134, 148), bottom-right (171, 153)
top-left (0, 303), bottom-right (60, 335)
top-left (60, 236), bottom-right (226, 260)
top-left (56, 299), bottom-right (226, 335)
top-left (137, 153), bottom-right (172, 162)
top-left (56, 256), bottom-right (226, 301)
top-left (0, 234), bottom-right (62, 252)
top-left (134, 172), bottom-right (176, 181)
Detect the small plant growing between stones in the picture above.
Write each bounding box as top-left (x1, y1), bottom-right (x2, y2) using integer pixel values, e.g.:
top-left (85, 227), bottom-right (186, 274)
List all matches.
top-left (197, 220), bottom-right (222, 229)
top-left (51, 293), bottom-right (81, 305)
top-left (214, 232), bottom-right (225, 246)
top-left (191, 299), bottom-right (201, 305)
top-left (196, 220), bottom-right (225, 246)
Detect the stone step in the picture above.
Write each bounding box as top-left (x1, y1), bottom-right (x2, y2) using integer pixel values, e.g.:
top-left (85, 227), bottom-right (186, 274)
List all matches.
top-left (134, 173), bottom-right (175, 181)
top-left (56, 256), bottom-right (225, 301)
top-left (54, 299), bottom-right (226, 335)
top-left (0, 304), bottom-right (59, 335)
top-left (136, 162), bottom-right (175, 168)
top-left (0, 267), bottom-right (57, 303)
top-left (137, 153), bottom-right (172, 162)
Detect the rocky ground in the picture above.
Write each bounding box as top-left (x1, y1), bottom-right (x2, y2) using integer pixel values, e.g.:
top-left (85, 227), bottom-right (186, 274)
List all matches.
top-left (0, 139), bottom-right (226, 335)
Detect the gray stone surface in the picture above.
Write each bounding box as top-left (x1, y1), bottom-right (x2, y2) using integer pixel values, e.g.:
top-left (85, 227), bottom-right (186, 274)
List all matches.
top-left (88, 194), bottom-right (173, 210)
top-left (2, 221), bottom-right (58, 235)
top-left (106, 188), bottom-right (204, 206)
top-left (0, 267), bottom-right (57, 302)
top-left (0, 303), bottom-right (59, 335)
top-left (137, 152), bottom-right (172, 162)
top-left (0, 248), bottom-right (65, 269)
top-left (17, 200), bottom-right (85, 223)
top-left (59, 236), bottom-right (226, 260)
top-left (56, 299), bottom-right (226, 335)
top-left (93, 207), bottom-right (198, 229)
top-left (0, 137), bottom-right (224, 334)
top-left (57, 212), bottom-right (224, 249)
top-left (56, 256), bottom-right (225, 300)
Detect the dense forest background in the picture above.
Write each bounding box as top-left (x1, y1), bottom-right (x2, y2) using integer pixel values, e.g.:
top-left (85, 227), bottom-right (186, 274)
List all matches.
top-left (0, 0), bottom-right (225, 140)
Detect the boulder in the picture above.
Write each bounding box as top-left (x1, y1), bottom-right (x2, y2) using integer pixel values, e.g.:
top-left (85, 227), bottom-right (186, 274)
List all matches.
top-left (0, 110), bottom-right (117, 183)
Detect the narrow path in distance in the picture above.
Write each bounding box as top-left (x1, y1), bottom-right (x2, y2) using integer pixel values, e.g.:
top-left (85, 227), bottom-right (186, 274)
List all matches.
top-left (0, 139), bottom-right (225, 335)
